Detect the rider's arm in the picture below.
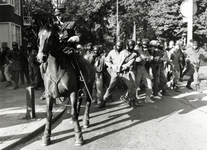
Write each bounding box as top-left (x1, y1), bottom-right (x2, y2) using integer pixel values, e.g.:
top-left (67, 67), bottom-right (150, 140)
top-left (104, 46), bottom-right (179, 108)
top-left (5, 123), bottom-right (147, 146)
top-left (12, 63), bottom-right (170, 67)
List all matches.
top-left (66, 21), bottom-right (81, 43)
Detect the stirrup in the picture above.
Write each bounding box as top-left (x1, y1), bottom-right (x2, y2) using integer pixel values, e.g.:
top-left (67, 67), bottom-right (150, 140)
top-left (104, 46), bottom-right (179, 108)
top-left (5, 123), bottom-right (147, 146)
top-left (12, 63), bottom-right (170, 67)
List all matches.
top-left (78, 89), bottom-right (86, 98)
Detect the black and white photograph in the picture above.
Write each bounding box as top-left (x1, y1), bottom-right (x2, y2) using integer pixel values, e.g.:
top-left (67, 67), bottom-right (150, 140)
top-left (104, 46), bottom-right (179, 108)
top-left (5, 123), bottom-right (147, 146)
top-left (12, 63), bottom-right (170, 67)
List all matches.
top-left (0, 0), bottom-right (207, 150)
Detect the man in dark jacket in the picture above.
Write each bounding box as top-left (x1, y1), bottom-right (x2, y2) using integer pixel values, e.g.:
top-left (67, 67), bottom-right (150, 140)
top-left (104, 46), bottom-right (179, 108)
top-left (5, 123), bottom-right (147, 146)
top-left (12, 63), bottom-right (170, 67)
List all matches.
top-left (87, 46), bottom-right (105, 105)
top-left (53, 5), bottom-right (81, 49)
top-left (19, 45), bottom-right (30, 85)
top-left (0, 45), bottom-right (8, 82)
top-left (7, 42), bottom-right (22, 89)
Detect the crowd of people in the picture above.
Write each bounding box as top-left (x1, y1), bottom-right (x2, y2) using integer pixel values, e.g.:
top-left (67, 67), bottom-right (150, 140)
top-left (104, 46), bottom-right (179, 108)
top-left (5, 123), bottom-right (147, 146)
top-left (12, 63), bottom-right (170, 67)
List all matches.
top-left (0, 42), bottom-right (42, 90)
top-left (1, 4), bottom-right (207, 111)
top-left (47, 5), bottom-right (207, 109)
top-left (82, 37), bottom-right (207, 109)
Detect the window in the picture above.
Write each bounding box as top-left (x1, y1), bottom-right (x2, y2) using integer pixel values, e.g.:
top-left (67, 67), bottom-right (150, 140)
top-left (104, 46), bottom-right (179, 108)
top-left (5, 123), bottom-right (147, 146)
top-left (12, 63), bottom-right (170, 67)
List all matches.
top-left (0, 0), bottom-right (20, 16)
top-left (11, 23), bottom-right (21, 46)
top-left (0, 0), bottom-right (14, 5)
top-left (14, 0), bottom-right (20, 15)
top-left (0, 0), bottom-right (9, 4)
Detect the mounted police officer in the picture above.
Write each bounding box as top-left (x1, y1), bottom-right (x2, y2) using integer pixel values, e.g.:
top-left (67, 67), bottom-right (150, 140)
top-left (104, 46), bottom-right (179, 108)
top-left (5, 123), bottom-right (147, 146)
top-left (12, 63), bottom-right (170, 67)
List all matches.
top-left (53, 5), bottom-right (81, 50)
top-left (53, 5), bottom-right (90, 98)
top-left (40, 5), bottom-right (84, 100)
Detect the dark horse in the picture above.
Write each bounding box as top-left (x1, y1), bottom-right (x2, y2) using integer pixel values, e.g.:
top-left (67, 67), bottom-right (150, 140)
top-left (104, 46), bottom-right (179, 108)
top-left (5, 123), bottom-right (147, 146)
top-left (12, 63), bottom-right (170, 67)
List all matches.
top-left (36, 23), bottom-right (95, 146)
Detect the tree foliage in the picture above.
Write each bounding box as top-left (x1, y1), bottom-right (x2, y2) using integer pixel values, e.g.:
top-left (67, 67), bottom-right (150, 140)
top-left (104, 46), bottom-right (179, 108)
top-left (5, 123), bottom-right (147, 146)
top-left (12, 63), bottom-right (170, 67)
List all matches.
top-left (23, 0), bottom-right (207, 48)
top-left (23, 0), bottom-right (53, 47)
top-left (148, 0), bottom-right (207, 44)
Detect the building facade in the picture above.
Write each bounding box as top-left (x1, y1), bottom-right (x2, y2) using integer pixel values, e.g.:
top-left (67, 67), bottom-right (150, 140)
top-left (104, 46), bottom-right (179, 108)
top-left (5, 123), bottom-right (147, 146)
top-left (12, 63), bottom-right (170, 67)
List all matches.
top-left (0, 0), bottom-right (22, 48)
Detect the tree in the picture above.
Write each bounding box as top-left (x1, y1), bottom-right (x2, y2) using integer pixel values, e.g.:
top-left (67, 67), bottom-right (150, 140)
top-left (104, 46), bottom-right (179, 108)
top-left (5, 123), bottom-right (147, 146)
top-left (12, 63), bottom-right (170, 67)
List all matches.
top-left (148, 0), bottom-right (207, 44)
top-left (59, 0), bottom-right (116, 51)
top-left (23, 0), bottom-right (53, 47)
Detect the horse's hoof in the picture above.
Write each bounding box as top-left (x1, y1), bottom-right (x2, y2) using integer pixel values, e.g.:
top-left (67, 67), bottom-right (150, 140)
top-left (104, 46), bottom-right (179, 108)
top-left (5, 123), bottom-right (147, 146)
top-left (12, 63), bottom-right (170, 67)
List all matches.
top-left (98, 100), bottom-right (106, 108)
top-left (83, 125), bottom-right (89, 128)
top-left (41, 137), bottom-right (50, 146)
top-left (75, 142), bottom-right (83, 147)
top-left (75, 140), bottom-right (83, 147)
top-left (70, 119), bottom-right (75, 124)
top-left (75, 132), bottom-right (84, 146)
top-left (83, 120), bottom-right (90, 128)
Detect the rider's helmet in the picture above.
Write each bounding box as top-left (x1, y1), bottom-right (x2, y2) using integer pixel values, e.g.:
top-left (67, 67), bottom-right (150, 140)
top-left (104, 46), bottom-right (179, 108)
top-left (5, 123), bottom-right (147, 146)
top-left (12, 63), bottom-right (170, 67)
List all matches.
top-left (54, 5), bottom-right (66, 16)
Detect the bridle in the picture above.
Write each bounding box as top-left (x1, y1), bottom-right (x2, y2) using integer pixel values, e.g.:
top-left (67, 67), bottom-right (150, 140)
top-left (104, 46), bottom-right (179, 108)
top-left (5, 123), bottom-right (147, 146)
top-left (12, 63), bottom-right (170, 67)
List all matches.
top-left (37, 24), bottom-right (60, 63)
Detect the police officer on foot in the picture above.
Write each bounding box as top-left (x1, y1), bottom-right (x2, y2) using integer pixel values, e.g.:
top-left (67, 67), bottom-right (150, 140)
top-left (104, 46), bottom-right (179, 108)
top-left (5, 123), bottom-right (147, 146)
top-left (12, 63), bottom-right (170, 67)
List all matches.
top-left (7, 42), bottom-right (22, 89)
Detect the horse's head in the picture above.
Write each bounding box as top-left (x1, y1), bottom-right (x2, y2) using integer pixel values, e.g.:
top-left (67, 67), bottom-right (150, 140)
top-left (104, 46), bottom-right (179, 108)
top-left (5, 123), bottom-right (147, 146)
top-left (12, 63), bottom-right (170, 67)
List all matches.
top-left (37, 23), bottom-right (60, 63)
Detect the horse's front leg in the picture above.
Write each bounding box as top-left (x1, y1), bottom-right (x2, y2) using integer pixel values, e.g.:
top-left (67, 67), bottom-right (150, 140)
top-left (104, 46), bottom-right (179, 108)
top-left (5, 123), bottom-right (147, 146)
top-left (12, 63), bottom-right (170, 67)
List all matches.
top-left (70, 92), bottom-right (83, 146)
top-left (82, 91), bottom-right (91, 128)
top-left (41, 94), bottom-right (54, 146)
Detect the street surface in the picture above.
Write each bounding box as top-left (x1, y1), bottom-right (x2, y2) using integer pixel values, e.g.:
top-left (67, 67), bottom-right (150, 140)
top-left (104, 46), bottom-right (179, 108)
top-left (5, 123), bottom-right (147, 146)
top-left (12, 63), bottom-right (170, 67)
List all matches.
top-left (12, 63), bottom-right (207, 150)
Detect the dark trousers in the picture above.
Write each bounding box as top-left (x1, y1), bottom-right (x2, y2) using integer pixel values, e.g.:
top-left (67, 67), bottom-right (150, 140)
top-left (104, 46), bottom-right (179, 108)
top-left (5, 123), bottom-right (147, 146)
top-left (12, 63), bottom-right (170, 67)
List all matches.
top-left (0, 66), bottom-right (5, 80)
top-left (151, 63), bottom-right (167, 95)
top-left (12, 70), bottom-right (20, 85)
top-left (181, 61), bottom-right (191, 78)
top-left (29, 65), bottom-right (40, 86)
top-left (20, 64), bottom-right (30, 84)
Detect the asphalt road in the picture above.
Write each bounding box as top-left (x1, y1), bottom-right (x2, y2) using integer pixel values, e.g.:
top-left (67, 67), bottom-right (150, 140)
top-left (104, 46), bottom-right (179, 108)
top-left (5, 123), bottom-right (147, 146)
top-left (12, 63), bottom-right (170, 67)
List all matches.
top-left (13, 83), bottom-right (207, 150)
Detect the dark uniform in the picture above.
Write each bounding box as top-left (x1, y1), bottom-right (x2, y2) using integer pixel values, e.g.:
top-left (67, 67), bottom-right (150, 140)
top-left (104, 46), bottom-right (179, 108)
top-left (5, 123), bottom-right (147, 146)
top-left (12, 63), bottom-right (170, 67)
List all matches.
top-left (28, 49), bottom-right (40, 87)
top-left (7, 42), bottom-right (22, 89)
top-left (135, 39), bottom-right (154, 103)
top-left (19, 46), bottom-right (30, 84)
top-left (53, 6), bottom-right (81, 49)
top-left (0, 45), bottom-right (8, 82)
top-left (54, 6), bottom-right (85, 75)
top-left (151, 41), bottom-right (168, 98)
top-left (40, 6), bottom-right (83, 100)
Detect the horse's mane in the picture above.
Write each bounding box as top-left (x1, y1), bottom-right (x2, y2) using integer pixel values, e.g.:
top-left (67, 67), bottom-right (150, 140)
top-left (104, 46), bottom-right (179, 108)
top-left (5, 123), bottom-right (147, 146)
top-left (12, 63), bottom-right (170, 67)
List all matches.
top-left (38, 23), bottom-right (62, 55)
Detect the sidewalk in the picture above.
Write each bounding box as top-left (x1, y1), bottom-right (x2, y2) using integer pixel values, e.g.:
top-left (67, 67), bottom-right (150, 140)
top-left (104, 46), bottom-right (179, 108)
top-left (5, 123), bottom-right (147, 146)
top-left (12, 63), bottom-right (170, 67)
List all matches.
top-left (1, 63), bottom-right (207, 150)
top-left (0, 81), bottom-right (68, 150)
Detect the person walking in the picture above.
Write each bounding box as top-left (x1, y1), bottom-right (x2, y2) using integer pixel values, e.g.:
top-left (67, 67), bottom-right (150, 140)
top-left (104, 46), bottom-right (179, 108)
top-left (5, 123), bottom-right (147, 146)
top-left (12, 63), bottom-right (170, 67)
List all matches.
top-left (99, 40), bottom-right (138, 108)
top-left (84, 43), bottom-right (93, 60)
top-left (135, 38), bottom-right (154, 103)
top-left (98, 41), bottom-right (123, 108)
top-left (28, 47), bottom-right (40, 89)
top-left (0, 45), bottom-right (8, 82)
top-left (88, 46), bottom-right (105, 105)
top-left (4, 46), bottom-right (13, 87)
top-left (168, 42), bottom-right (183, 92)
top-left (184, 40), bottom-right (207, 92)
top-left (151, 41), bottom-right (169, 99)
top-left (7, 42), bottom-right (22, 89)
top-left (19, 45), bottom-right (30, 85)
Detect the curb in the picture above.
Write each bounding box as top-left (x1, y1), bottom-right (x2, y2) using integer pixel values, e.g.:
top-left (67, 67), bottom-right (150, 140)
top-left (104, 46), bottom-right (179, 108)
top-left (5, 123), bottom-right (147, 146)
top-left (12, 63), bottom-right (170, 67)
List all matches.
top-left (1, 99), bottom-right (69, 150)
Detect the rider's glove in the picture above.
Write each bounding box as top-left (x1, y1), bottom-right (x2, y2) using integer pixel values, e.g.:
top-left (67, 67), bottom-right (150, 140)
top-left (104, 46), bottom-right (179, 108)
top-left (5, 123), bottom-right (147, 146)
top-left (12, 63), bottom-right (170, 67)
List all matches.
top-left (67, 36), bottom-right (80, 43)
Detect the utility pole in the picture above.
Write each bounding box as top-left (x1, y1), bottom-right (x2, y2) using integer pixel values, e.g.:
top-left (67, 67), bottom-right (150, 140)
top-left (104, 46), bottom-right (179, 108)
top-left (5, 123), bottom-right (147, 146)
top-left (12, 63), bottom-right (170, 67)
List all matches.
top-left (180, 0), bottom-right (197, 44)
top-left (187, 0), bottom-right (193, 44)
top-left (116, 0), bottom-right (120, 41)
